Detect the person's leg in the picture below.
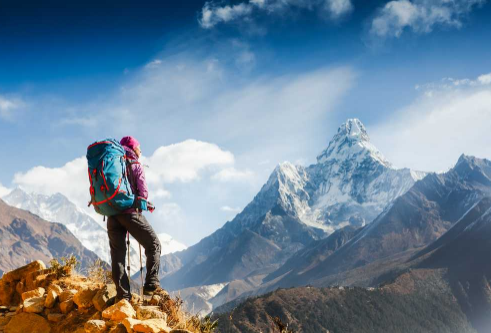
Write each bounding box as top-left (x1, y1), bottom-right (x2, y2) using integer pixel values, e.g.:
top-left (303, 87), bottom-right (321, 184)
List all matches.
top-left (115, 213), bottom-right (162, 289)
top-left (107, 215), bottom-right (132, 300)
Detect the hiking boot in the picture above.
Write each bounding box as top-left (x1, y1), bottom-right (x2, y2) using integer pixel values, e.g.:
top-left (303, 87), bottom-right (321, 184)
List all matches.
top-left (143, 285), bottom-right (168, 297)
top-left (110, 296), bottom-right (131, 305)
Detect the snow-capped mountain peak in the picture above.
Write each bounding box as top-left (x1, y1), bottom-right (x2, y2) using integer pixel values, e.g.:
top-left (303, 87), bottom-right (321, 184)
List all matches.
top-left (249, 119), bottom-right (427, 233)
top-left (316, 118), bottom-right (390, 167)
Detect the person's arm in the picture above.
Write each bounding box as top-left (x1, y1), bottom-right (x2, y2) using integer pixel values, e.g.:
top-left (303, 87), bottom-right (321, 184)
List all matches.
top-left (132, 163), bottom-right (149, 199)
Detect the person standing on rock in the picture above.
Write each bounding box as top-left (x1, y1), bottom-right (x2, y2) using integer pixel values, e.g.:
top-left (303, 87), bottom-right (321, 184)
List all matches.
top-left (107, 136), bottom-right (163, 301)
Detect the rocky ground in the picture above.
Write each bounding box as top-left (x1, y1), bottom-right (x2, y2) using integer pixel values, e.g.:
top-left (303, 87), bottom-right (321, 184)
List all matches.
top-left (0, 260), bottom-right (215, 333)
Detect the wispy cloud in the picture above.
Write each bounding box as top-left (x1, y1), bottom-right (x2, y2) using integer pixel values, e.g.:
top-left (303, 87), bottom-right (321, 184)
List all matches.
top-left (372, 72), bottom-right (491, 172)
top-left (0, 95), bottom-right (23, 121)
top-left (212, 167), bottom-right (254, 182)
top-left (370, 0), bottom-right (485, 38)
top-left (415, 72), bottom-right (491, 96)
top-left (199, 0), bottom-right (353, 29)
top-left (145, 59), bottom-right (163, 69)
top-left (220, 205), bottom-right (242, 213)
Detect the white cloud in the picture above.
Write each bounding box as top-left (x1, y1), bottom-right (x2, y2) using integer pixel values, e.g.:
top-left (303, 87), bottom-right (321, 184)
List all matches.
top-left (370, 0), bottom-right (485, 38)
top-left (199, 0), bottom-right (353, 29)
top-left (0, 95), bottom-right (22, 120)
top-left (212, 167), bottom-right (254, 182)
top-left (220, 205), bottom-right (242, 213)
top-left (372, 73), bottom-right (491, 172)
top-left (478, 73), bottom-right (491, 85)
top-left (142, 140), bottom-right (235, 185)
top-left (0, 183), bottom-right (11, 198)
top-left (155, 203), bottom-right (184, 226)
top-left (145, 59), bottom-right (163, 69)
top-left (414, 72), bottom-right (491, 93)
top-left (12, 140), bottom-right (239, 219)
top-left (13, 157), bottom-right (89, 215)
top-left (153, 188), bottom-right (172, 199)
top-left (200, 2), bottom-right (254, 29)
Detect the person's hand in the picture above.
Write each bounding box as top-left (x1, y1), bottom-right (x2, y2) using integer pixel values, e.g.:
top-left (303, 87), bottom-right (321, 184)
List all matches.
top-left (147, 201), bottom-right (156, 213)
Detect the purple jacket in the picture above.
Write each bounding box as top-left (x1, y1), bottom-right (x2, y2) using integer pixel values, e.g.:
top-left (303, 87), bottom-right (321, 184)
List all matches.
top-left (123, 146), bottom-right (148, 213)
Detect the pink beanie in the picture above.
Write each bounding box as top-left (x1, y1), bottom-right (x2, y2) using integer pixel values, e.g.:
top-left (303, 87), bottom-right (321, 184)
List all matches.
top-left (120, 136), bottom-right (140, 151)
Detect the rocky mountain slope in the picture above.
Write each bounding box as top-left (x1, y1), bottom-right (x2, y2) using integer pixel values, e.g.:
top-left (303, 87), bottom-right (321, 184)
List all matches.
top-left (415, 196), bottom-right (491, 332)
top-left (3, 189), bottom-right (186, 274)
top-left (263, 154), bottom-right (491, 291)
top-left (214, 269), bottom-right (476, 333)
top-left (0, 199), bottom-right (100, 274)
top-left (161, 119), bottom-right (424, 297)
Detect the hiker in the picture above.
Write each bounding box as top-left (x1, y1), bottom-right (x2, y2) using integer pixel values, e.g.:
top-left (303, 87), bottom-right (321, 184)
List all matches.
top-left (106, 136), bottom-right (163, 301)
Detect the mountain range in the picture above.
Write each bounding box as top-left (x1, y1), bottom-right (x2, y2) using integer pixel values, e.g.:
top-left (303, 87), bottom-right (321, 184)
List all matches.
top-left (159, 118), bottom-right (427, 312)
top-left (2, 188), bottom-right (186, 273)
top-left (0, 198), bottom-right (99, 275)
top-left (214, 155), bottom-right (491, 332)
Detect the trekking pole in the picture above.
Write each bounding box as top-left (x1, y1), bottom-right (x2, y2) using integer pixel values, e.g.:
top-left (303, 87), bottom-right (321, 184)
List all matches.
top-left (127, 231), bottom-right (131, 278)
top-left (139, 243), bottom-right (144, 298)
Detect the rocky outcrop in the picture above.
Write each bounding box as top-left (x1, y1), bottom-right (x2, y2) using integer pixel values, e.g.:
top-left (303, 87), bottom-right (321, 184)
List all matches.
top-left (0, 260), bottom-right (214, 333)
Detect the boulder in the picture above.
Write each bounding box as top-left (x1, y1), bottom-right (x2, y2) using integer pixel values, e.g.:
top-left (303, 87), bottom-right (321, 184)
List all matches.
top-left (0, 316), bottom-right (11, 327)
top-left (60, 299), bottom-right (75, 314)
top-left (49, 284), bottom-right (63, 294)
top-left (47, 313), bottom-right (64, 322)
top-left (92, 284), bottom-right (117, 311)
top-left (1, 261), bottom-right (46, 283)
top-left (84, 319), bottom-right (107, 333)
top-left (133, 319), bottom-right (170, 333)
top-left (74, 287), bottom-right (99, 309)
top-left (25, 269), bottom-right (50, 290)
top-left (90, 311), bottom-right (102, 320)
top-left (0, 279), bottom-right (15, 305)
top-left (136, 306), bottom-right (166, 320)
top-left (102, 299), bottom-right (136, 321)
top-left (109, 323), bottom-right (128, 333)
top-left (4, 312), bottom-right (51, 333)
top-left (15, 281), bottom-right (24, 295)
top-left (45, 289), bottom-right (58, 308)
top-left (45, 284), bottom-right (64, 308)
top-left (122, 318), bottom-right (141, 332)
top-left (23, 296), bottom-right (46, 313)
top-left (59, 289), bottom-right (78, 302)
top-left (21, 287), bottom-right (45, 301)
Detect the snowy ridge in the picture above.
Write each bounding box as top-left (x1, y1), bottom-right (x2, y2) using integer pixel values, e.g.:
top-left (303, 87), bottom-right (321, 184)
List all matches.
top-left (171, 282), bottom-right (228, 315)
top-left (257, 119), bottom-right (427, 234)
top-left (2, 188), bottom-right (186, 273)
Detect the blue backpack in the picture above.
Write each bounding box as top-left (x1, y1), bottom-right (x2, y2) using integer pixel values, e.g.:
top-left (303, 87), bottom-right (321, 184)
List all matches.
top-left (86, 139), bottom-right (135, 216)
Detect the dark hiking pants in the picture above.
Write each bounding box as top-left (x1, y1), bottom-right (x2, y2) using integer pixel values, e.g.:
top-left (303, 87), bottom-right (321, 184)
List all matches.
top-left (107, 213), bottom-right (161, 300)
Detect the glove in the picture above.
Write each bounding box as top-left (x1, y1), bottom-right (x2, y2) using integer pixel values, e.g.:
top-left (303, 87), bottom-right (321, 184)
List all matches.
top-left (147, 201), bottom-right (156, 213)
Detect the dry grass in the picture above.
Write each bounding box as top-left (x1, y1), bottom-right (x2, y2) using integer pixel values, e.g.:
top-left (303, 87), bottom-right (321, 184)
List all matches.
top-left (49, 254), bottom-right (80, 279)
top-left (86, 259), bottom-right (112, 284)
top-left (153, 293), bottom-right (218, 333)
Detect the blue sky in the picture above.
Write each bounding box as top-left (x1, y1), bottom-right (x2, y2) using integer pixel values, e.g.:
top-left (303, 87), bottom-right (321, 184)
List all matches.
top-left (1, 0), bottom-right (491, 246)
